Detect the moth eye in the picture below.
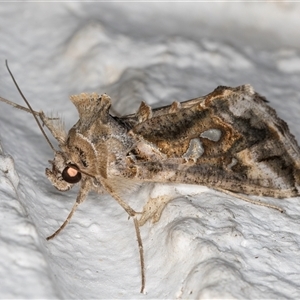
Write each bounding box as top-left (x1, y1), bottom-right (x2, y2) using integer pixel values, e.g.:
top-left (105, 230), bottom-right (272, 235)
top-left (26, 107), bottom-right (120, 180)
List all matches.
top-left (62, 164), bottom-right (82, 184)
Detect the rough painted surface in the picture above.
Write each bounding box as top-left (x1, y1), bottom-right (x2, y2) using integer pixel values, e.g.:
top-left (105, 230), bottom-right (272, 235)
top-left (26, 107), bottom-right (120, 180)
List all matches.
top-left (1, 3), bottom-right (300, 299)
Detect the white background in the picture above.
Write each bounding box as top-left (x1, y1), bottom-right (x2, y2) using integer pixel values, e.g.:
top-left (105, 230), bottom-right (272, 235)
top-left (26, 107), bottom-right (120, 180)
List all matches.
top-left (1, 2), bottom-right (300, 299)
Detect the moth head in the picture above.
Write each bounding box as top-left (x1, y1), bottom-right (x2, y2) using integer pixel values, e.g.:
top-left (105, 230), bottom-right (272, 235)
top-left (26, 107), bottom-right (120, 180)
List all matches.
top-left (2, 62), bottom-right (93, 192)
top-left (46, 152), bottom-right (82, 191)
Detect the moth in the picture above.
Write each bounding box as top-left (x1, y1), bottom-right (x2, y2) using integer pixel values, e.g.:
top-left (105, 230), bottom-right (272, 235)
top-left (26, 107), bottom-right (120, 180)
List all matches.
top-left (1, 60), bottom-right (300, 293)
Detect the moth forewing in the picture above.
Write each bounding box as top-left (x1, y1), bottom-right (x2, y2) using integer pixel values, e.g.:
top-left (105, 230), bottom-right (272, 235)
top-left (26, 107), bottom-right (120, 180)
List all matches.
top-left (127, 85), bottom-right (300, 198)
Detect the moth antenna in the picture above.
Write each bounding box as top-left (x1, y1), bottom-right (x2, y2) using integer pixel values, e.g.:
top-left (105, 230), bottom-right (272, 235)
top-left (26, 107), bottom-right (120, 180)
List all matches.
top-left (5, 60), bottom-right (56, 152)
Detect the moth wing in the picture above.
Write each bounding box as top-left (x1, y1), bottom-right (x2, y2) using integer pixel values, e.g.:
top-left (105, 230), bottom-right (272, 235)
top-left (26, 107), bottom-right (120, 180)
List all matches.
top-left (122, 85), bottom-right (300, 198)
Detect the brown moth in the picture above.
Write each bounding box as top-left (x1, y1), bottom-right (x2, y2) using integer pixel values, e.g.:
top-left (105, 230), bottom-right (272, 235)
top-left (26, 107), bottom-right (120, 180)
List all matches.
top-left (1, 61), bottom-right (300, 293)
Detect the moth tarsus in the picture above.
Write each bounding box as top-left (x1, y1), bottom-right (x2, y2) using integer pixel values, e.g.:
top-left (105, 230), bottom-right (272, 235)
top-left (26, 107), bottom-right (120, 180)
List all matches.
top-left (215, 188), bottom-right (285, 213)
top-left (2, 61), bottom-right (300, 293)
top-left (133, 217), bottom-right (145, 294)
top-left (46, 200), bottom-right (80, 241)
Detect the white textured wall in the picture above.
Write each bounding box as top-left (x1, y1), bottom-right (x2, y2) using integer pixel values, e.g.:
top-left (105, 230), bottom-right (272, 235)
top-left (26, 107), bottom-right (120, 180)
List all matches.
top-left (1, 3), bottom-right (300, 299)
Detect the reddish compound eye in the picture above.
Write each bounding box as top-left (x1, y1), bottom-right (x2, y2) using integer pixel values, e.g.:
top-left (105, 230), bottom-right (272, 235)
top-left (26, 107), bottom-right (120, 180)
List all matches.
top-left (62, 164), bottom-right (82, 184)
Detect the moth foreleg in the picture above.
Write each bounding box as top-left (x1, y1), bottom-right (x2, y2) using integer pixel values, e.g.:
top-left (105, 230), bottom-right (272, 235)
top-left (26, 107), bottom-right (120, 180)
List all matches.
top-left (39, 111), bottom-right (67, 145)
top-left (47, 178), bottom-right (91, 240)
top-left (0, 96), bottom-right (40, 114)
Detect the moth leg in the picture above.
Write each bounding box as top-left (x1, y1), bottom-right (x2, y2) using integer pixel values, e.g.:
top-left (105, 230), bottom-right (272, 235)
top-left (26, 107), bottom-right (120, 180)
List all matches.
top-left (101, 180), bottom-right (138, 217)
top-left (46, 178), bottom-right (91, 240)
top-left (133, 217), bottom-right (145, 294)
top-left (0, 96), bottom-right (65, 144)
top-left (101, 181), bottom-right (146, 293)
top-left (0, 96), bottom-right (40, 114)
top-left (114, 194), bottom-right (138, 217)
top-left (111, 195), bottom-right (146, 293)
top-left (39, 111), bottom-right (66, 145)
top-left (138, 195), bottom-right (173, 226)
top-left (215, 188), bottom-right (284, 213)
